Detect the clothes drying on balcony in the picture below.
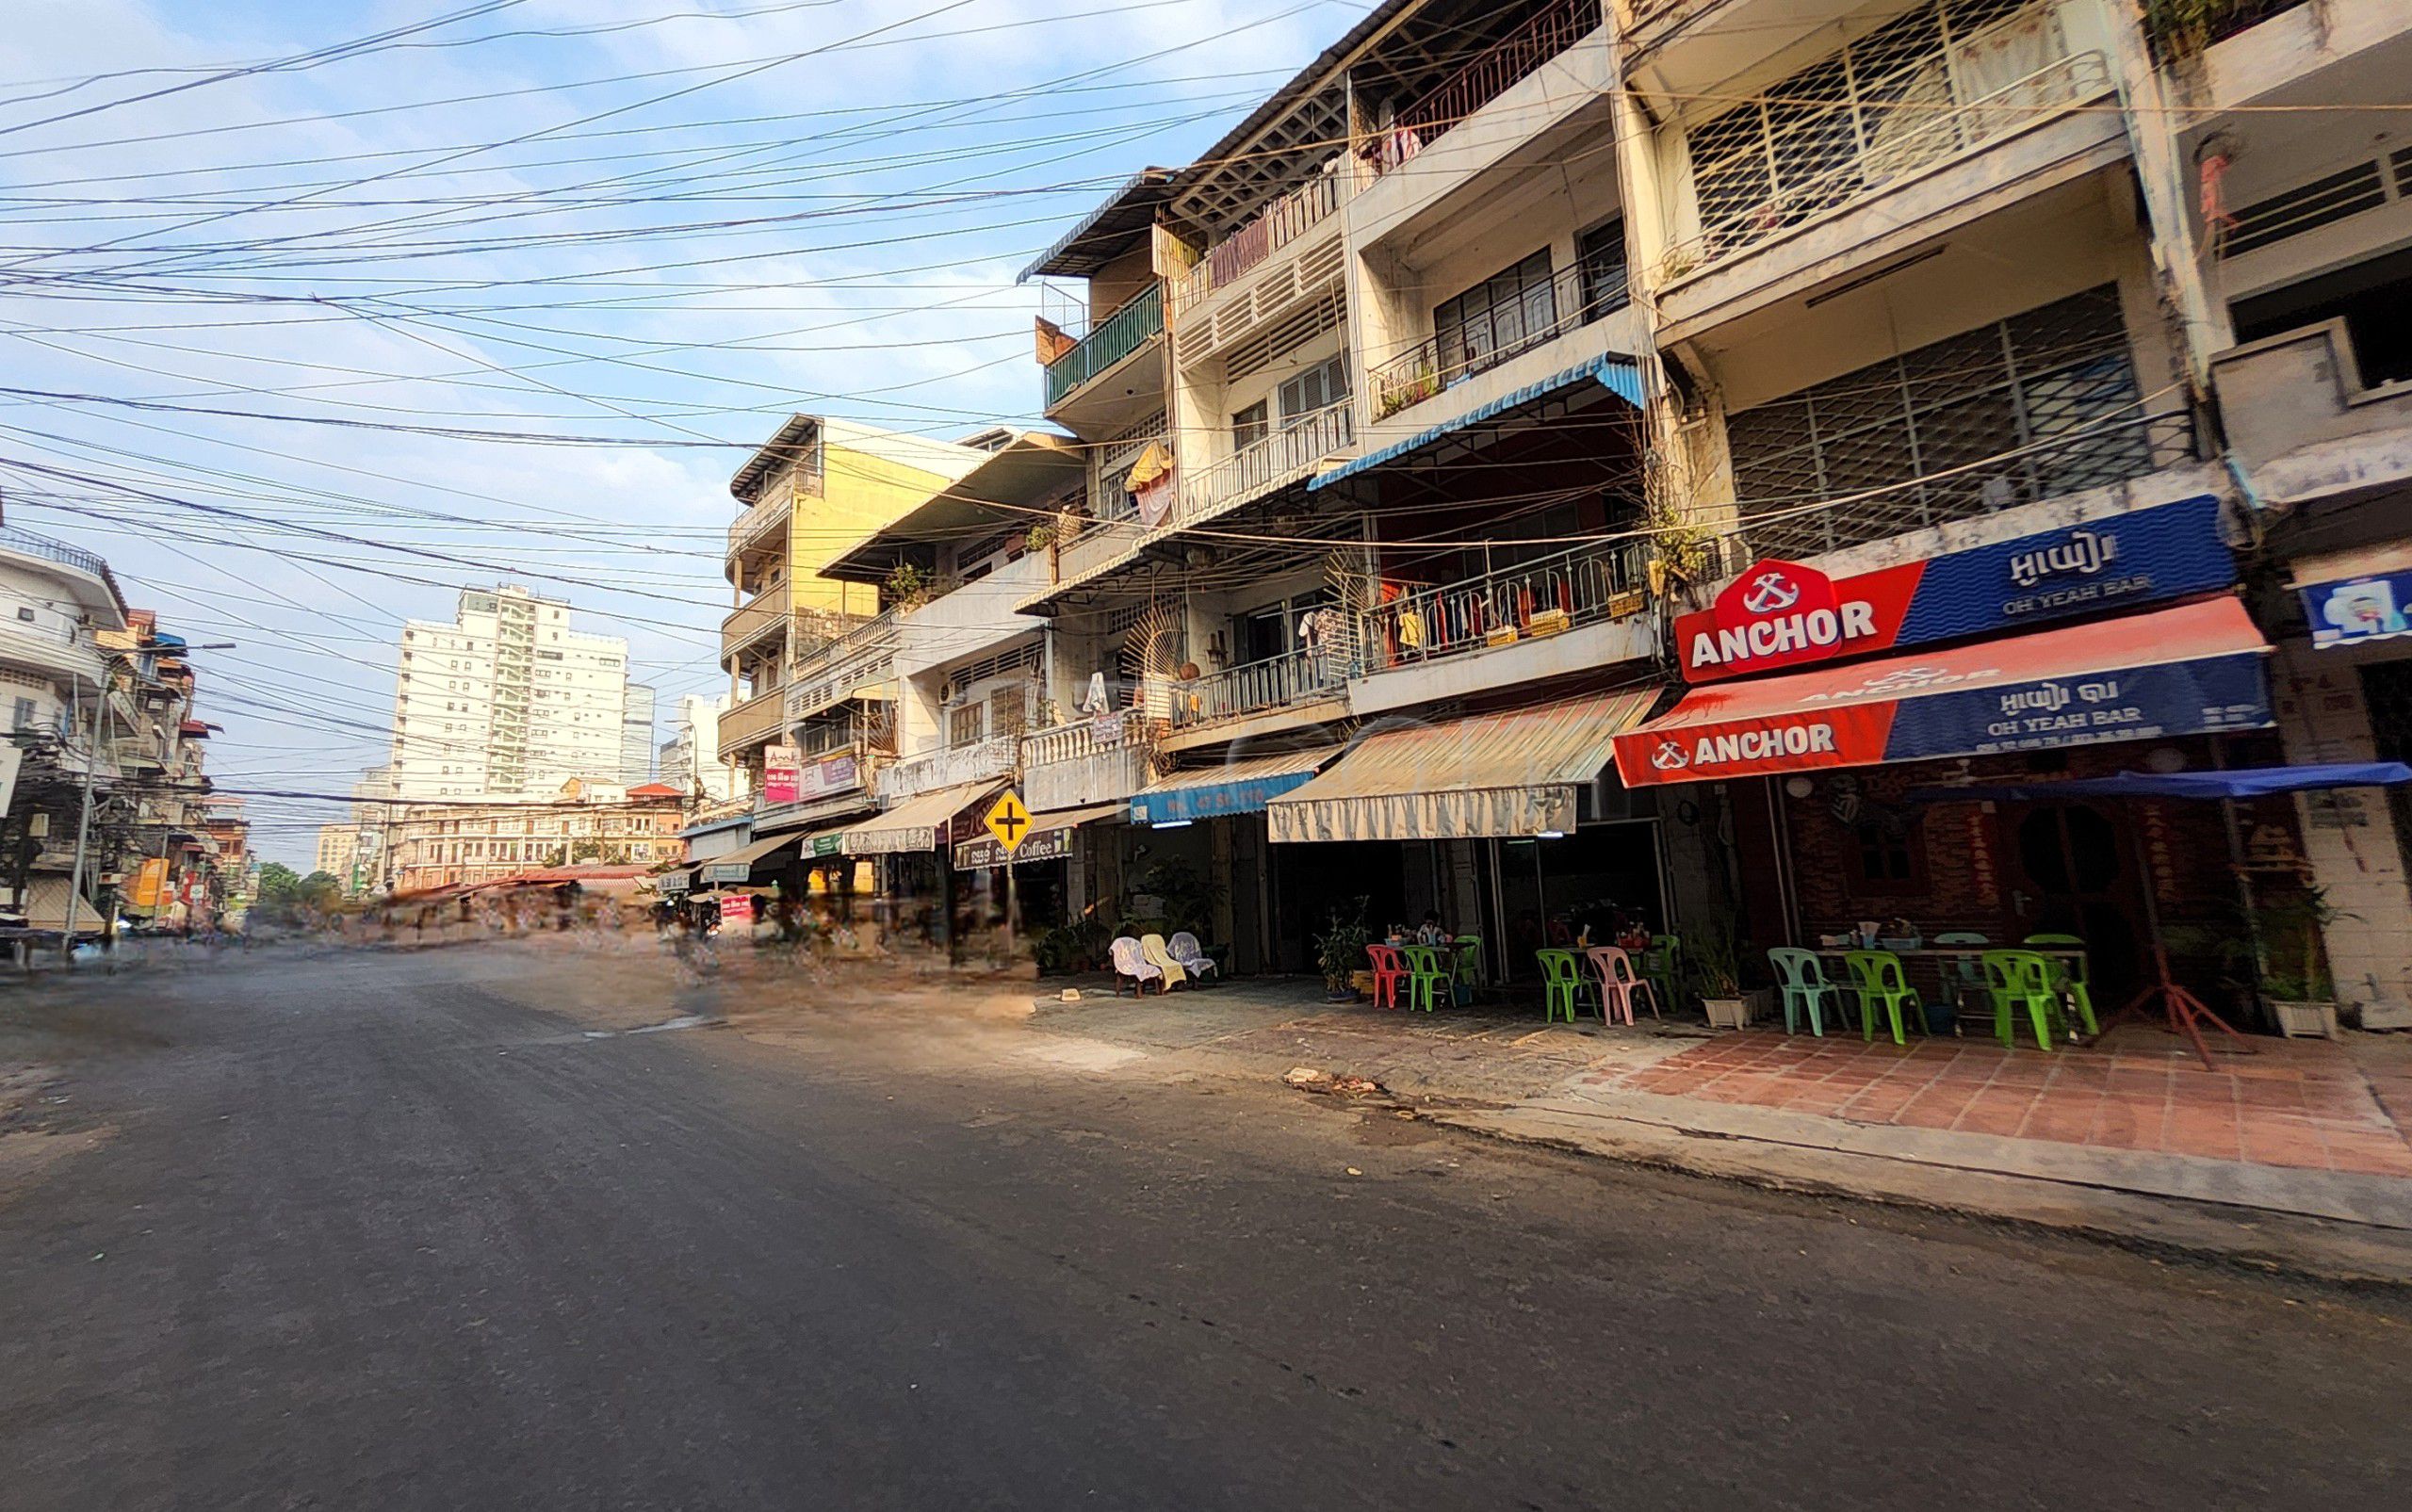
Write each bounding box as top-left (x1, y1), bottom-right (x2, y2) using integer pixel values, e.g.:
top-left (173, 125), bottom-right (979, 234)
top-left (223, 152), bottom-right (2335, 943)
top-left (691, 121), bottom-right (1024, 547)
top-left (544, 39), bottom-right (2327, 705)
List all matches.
top-left (1312, 354), bottom-right (1643, 491)
top-left (1130, 746), bottom-right (1343, 827)
top-left (1266, 690), bottom-right (1657, 843)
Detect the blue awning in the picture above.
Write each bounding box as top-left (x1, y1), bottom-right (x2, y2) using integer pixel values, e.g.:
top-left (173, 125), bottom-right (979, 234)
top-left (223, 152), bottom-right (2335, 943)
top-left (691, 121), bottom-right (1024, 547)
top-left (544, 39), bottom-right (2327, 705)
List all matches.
top-left (1310, 354), bottom-right (1643, 492)
top-left (1130, 746), bottom-right (1341, 826)
top-left (1911, 762), bottom-right (2412, 805)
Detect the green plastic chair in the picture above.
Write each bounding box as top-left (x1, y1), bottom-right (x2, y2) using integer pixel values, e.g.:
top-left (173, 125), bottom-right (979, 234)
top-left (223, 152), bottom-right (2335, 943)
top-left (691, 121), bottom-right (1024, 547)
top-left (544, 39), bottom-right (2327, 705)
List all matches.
top-left (1843, 950), bottom-right (1922, 1046)
top-left (1982, 950), bottom-right (2064, 1050)
top-left (1535, 949), bottom-right (1593, 1023)
top-left (1767, 947), bottom-right (1846, 1036)
top-left (2023, 934), bottom-right (2099, 1036)
top-left (1450, 935), bottom-right (1483, 1005)
top-left (1642, 934), bottom-right (1682, 1016)
top-left (1400, 944), bottom-right (1451, 1013)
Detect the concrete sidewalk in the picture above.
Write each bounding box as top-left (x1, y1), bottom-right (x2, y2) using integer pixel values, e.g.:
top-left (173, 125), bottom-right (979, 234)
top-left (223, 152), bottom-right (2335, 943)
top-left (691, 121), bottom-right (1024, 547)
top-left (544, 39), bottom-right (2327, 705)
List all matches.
top-left (1026, 977), bottom-right (2412, 1284)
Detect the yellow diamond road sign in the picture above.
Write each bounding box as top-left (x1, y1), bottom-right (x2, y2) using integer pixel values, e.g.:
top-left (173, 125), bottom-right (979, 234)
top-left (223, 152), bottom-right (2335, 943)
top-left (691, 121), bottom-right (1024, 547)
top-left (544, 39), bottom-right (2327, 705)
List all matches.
top-left (984, 790), bottom-right (1034, 854)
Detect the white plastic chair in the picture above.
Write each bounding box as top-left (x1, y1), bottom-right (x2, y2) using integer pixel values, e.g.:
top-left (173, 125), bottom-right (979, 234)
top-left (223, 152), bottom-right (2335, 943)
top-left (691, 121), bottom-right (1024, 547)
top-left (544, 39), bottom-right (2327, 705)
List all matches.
top-left (1110, 935), bottom-right (1164, 995)
top-left (1168, 931), bottom-right (1217, 983)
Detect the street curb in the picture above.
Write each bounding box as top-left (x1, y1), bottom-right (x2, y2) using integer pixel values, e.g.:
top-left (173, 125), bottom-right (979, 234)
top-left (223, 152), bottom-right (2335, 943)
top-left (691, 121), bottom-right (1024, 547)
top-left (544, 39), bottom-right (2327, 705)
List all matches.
top-left (1422, 1103), bottom-right (2412, 1292)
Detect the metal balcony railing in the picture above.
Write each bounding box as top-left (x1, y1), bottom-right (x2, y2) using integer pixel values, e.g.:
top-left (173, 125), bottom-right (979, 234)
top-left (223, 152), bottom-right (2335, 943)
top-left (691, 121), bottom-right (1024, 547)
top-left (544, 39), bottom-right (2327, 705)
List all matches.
top-left (1361, 538), bottom-right (1651, 674)
top-left (725, 483), bottom-right (790, 558)
top-left (1166, 647), bottom-right (1348, 730)
top-left (0, 524), bottom-right (128, 620)
top-left (1369, 0), bottom-right (1597, 173)
top-left (1741, 410), bottom-right (2199, 562)
top-left (785, 608), bottom-right (901, 721)
top-left (1043, 285), bottom-right (1164, 409)
top-left (1370, 258), bottom-right (1628, 420)
top-left (1662, 10), bottom-right (2109, 285)
top-left (1171, 161), bottom-right (1347, 314)
top-left (1174, 399), bottom-right (1355, 528)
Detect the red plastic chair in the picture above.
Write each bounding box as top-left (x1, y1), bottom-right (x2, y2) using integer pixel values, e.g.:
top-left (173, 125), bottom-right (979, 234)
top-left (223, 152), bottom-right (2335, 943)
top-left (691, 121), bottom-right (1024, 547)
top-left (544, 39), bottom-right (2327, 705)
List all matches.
top-left (1365, 943), bottom-right (1407, 1010)
top-left (1585, 946), bottom-right (1660, 1026)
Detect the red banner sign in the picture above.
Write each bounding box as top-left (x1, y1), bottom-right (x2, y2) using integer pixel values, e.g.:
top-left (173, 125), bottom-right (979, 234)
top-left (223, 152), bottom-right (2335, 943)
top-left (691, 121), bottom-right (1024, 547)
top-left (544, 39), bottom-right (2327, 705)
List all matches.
top-left (1676, 559), bottom-right (1918, 682)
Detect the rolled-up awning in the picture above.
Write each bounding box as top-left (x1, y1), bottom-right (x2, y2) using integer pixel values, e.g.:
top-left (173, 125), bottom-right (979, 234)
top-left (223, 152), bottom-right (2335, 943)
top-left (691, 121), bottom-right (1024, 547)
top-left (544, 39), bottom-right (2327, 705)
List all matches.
top-left (1310, 355), bottom-right (1644, 492)
top-left (1611, 596), bottom-right (2273, 788)
top-left (1267, 691), bottom-right (1658, 842)
top-left (838, 779), bottom-right (1005, 856)
top-left (953, 802), bottom-right (1124, 870)
top-left (698, 831), bottom-right (804, 886)
top-left (1131, 746), bottom-right (1342, 826)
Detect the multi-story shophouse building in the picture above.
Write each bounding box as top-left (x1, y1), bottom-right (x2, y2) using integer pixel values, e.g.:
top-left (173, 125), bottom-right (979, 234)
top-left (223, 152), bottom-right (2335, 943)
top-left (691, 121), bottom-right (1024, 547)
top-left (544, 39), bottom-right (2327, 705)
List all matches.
top-left (691, 414), bottom-right (988, 894)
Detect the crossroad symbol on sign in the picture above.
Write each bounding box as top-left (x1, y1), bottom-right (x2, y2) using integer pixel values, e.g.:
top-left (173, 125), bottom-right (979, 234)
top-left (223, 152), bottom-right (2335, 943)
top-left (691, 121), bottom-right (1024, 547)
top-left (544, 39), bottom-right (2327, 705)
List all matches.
top-left (984, 790), bottom-right (1033, 854)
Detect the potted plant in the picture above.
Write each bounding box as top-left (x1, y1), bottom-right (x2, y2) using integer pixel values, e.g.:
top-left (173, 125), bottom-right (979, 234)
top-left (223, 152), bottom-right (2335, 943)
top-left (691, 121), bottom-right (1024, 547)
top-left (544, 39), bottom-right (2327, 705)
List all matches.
top-left (1688, 919), bottom-right (1750, 1030)
top-left (2256, 886), bottom-right (2349, 1039)
top-left (1313, 897), bottom-right (1372, 1002)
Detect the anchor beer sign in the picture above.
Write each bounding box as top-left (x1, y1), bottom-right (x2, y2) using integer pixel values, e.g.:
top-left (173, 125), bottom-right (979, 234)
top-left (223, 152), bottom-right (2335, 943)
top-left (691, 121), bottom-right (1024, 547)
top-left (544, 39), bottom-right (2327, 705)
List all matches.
top-left (1676, 496), bottom-right (2233, 683)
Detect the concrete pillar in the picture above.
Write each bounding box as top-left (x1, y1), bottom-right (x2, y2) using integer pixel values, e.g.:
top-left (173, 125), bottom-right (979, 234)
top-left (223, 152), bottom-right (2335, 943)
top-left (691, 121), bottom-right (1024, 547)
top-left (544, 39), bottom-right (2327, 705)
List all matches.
top-left (2269, 638), bottom-right (2412, 1019)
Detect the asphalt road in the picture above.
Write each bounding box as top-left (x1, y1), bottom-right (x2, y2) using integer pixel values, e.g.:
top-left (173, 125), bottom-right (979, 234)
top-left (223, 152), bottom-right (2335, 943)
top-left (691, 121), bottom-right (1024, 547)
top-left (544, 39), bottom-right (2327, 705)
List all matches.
top-left (2, 944), bottom-right (2404, 1510)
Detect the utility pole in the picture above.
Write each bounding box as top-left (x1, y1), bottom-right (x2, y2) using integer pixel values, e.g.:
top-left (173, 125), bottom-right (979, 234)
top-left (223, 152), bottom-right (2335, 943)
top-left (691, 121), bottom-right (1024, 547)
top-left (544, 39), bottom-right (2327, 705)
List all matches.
top-left (61, 669), bottom-right (104, 966)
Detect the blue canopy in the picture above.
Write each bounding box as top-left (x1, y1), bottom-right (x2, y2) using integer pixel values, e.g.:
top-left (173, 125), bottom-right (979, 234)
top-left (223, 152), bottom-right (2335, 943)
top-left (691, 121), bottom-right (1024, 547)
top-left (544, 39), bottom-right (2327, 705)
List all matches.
top-left (1910, 761), bottom-right (2412, 805)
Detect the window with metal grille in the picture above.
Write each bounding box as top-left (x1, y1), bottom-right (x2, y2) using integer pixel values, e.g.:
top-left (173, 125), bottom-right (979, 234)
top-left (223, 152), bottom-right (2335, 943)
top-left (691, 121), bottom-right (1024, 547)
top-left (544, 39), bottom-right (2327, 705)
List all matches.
top-left (986, 684), bottom-right (1032, 738)
top-left (1435, 250), bottom-right (1556, 378)
top-left (947, 703), bottom-right (986, 748)
top-left (1728, 285), bottom-right (2155, 560)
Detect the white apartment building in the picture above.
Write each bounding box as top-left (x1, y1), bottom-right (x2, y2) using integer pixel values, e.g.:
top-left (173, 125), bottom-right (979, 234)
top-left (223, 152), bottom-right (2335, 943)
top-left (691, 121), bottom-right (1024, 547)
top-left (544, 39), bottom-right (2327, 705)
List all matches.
top-left (314, 824), bottom-right (359, 882)
top-left (659, 692), bottom-right (738, 805)
top-left (386, 585), bottom-right (637, 801)
top-left (620, 681), bottom-right (656, 786)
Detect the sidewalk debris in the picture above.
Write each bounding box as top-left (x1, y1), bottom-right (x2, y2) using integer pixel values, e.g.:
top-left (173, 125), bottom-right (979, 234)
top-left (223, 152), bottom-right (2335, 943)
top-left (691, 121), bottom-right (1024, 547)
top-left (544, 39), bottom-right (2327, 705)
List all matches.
top-left (1283, 1066), bottom-right (1390, 1098)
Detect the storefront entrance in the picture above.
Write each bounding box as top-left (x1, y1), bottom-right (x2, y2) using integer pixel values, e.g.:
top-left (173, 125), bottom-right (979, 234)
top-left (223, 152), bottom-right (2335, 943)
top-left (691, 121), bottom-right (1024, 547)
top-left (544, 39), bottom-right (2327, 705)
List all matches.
top-left (2005, 801), bottom-right (2146, 1000)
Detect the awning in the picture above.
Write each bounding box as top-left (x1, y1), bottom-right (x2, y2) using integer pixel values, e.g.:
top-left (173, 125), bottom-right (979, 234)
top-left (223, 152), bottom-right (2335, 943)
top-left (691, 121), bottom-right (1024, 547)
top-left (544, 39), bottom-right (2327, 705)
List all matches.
top-left (1310, 354), bottom-right (1644, 492)
top-left (1131, 746), bottom-right (1341, 826)
top-left (1611, 597), bottom-right (2274, 788)
top-left (838, 779), bottom-right (1005, 856)
top-left (1268, 691), bottom-right (1658, 842)
top-left (754, 791), bottom-right (874, 835)
top-left (698, 831), bottom-right (804, 886)
top-left (953, 803), bottom-right (1124, 870)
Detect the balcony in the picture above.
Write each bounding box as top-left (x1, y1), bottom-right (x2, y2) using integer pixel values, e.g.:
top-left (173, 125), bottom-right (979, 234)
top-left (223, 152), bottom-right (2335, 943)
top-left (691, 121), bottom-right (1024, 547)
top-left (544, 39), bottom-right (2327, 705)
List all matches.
top-left (1655, 3), bottom-right (2115, 321)
top-left (2212, 318), bottom-right (2412, 503)
top-left (1367, 0), bottom-right (1599, 177)
top-left (2143, 0), bottom-right (2307, 63)
top-left (1371, 258), bottom-right (1628, 421)
top-left (785, 609), bottom-right (901, 723)
top-left (1043, 284), bottom-right (1163, 412)
top-left (715, 686), bottom-right (786, 760)
top-left (874, 736), bottom-right (1017, 802)
top-left (725, 482), bottom-right (791, 564)
top-left (1020, 715), bottom-right (1154, 812)
top-left (1166, 647), bottom-right (1347, 735)
top-left (1173, 400), bottom-right (1356, 532)
top-left (0, 524), bottom-right (128, 622)
top-left (1167, 164), bottom-right (1350, 368)
top-left (720, 580), bottom-right (790, 662)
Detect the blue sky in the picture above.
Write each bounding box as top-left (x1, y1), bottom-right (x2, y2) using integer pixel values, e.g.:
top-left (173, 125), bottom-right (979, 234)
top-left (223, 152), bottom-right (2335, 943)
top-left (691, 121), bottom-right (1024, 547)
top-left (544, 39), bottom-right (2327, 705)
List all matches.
top-left (0, 0), bottom-right (1369, 862)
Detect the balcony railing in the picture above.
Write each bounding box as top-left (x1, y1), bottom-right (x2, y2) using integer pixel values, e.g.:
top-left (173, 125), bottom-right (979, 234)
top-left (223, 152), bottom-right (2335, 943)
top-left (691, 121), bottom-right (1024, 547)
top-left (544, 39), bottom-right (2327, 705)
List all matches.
top-left (1370, 0), bottom-right (1597, 174)
top-left (1020, 714), bottom-right (1155, 811)
top-left (875, 735), bottom-right (1017, 801)
top-left (715, 686), bottom-right (786, 759)
top-left (1370, 258), bottom-right (1628, 420)
top-left (1166, 647), bottom-right (1347, 731)
top-left (1361, 537), bottom-right (1650, 674)
top-left (1742, 410), bottom-right (2199, 562)
top-left (1173, 399), bottom-right (1355, 528)
top-left (720, 580), bottom-right (791, 660)
top-left (1043, 285), bottom-right (1164, 409)
top-left (1172, 161), bottom-right (1347, 313)
top-left (2143, 0), bottom-right (2307, 63)
top-left (1662, 8), bottom-right (2108, 285)
top-left (0, 524), bottom-right (128, 620)
top-left (726, 483), bottom-right (790, 559)
top-left (786, 608), bottom-right (901, 721)
top-left (1083, 419), bottom-right (1166, 528)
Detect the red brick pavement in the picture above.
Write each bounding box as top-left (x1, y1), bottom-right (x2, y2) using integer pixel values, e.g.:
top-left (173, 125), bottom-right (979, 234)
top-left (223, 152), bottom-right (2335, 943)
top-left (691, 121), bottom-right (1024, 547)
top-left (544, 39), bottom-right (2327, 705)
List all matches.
top-left (1579, 1029), bottom-right (2412, 1179)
